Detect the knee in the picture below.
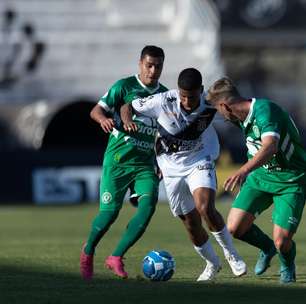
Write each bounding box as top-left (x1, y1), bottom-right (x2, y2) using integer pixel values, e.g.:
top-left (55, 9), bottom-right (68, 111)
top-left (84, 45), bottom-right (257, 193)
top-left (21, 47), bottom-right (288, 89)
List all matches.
top-left (197, 202), bottom-right (215, 220)
top-left (274, 236), bottom-right (291, 252)
top-left (138, 194), bottom-right (157, 214)
top-left (227, 219), bottom-right (249, 239)
top-left (227, 224), bottom-right (241, 239)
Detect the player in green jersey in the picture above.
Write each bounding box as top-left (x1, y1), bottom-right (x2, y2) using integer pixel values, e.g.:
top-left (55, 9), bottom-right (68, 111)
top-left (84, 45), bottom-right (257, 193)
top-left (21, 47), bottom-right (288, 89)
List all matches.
top-left (206, 77), bottom-right (306, 283)
top-left (80, 45), bottom-right (167, 280)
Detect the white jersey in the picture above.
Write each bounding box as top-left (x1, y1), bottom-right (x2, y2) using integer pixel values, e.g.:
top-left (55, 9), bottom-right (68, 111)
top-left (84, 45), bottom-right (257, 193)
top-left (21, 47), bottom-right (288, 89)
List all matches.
top-left (132, 89), bottom-right (220, 176)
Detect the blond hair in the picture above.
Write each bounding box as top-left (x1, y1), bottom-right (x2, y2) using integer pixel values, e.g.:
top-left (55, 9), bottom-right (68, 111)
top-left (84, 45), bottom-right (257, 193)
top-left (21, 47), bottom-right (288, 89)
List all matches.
top-left (206, 77), bottom-right (241, 105)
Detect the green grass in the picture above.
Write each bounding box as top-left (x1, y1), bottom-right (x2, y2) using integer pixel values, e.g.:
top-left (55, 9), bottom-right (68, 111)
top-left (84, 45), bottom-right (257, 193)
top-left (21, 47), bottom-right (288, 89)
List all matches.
top-left (0, 201), bottom-right (306, 304)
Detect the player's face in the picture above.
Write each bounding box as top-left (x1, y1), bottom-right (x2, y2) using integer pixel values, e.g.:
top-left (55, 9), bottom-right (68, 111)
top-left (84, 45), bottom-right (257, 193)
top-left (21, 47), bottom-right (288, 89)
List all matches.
top-left (215, 100), bottom-right (238, 122)
top-left (138, 55), bottom-right (164, 87)
top-left (179, 87), bottom-right (202, 112)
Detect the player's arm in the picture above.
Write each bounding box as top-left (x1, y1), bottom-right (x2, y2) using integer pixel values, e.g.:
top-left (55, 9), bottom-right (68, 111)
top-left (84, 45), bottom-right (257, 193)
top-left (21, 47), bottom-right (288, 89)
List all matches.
top-left (90, 104), bottom-right (114, 133)
top-left (92, 81), bottom-right (127, 133)
top-left (120, 103), bottom-right (138, 132)
top-left (121, 92), bottom-right (164, 132)
top-left (224, 135), bottom-right (279, 192)
top-left (132, 93), bottom-right (163, 117)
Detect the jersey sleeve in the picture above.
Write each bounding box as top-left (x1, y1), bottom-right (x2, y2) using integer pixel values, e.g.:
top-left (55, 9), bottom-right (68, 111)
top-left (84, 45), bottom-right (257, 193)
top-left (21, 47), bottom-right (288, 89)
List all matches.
top-left (131, 92), bottom-right (164, 119)
top-left (256, 103), bottom-right (281, 140)
top-left (98, 80), bottom-right (125, 113)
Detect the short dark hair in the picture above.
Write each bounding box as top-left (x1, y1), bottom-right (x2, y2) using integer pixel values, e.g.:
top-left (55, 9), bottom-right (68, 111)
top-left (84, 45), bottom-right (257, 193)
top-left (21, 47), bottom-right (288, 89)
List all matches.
top-left (140, 45), bottom-right (165, 60)
top-left (178, 68), bottom-right (202, 90)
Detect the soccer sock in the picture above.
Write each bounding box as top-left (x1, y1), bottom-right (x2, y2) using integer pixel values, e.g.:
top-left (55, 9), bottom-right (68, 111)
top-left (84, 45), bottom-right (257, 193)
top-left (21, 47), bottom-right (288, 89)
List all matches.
top-left (237, 224), bottom-right (275, 252)
top-left (85, 210), bottom-right (119, 255)
top-left (112, 194), bottom-right (157, 257)
top-left (194, 239), bottom-right (219, 266)
top-left (211, 225), bottom-right (237, 257)
top-left (278, 241), bottom-right (296, 268)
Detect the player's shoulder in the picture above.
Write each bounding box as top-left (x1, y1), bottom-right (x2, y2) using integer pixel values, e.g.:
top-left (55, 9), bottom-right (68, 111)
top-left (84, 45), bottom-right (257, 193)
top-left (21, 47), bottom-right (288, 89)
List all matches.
top-left (255, 98), bottom-right (282, 115)
top-left (159, 83), bottom-right (169, 92)
top-left (112, 75), bottom-right (136, 89)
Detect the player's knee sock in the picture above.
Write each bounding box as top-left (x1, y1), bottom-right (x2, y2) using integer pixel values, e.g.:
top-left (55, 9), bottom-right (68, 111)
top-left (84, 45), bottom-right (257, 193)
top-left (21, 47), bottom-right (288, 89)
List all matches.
top-left (237, 224), bottom-right (274, 252)
top-left (211, 225), bottom-right (237, 257)
top-left (278, 241), bottom-right (296, 268)
top-left (112, 194), bottom-right (157, 257)
top-left (85, 210), bottom-right (119, 255)
top-left (194, 239), bottom-right (219, 266)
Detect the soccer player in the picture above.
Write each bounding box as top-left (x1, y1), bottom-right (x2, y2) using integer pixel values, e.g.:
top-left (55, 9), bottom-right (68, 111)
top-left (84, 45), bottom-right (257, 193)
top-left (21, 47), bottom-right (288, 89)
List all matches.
top-left (80, 45), bottom-right (168, 280)
top-left (121, 68), bottom-right (247, 281)
top-left (206, 77), bottom-right (306, 283)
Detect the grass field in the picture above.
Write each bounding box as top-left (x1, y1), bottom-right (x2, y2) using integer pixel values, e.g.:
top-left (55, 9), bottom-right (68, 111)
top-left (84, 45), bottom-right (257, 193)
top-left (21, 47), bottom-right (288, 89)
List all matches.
top-left (0, 201), bottom-right (306, 304)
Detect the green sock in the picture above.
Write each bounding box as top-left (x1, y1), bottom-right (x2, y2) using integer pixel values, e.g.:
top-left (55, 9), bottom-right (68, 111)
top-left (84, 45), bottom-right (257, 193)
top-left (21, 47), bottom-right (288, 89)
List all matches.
top-left (278, 241), bottom-right (296, 268)
top-left (237, 224), bottom-right (274, 252)
top-left (85, 210), bottom-right (119, 255)
top-left (112, 194), bottom-right (156, 257)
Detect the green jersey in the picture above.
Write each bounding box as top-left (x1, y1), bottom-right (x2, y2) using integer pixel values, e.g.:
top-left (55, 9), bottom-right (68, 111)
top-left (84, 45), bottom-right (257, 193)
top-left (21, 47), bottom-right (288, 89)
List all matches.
top-left (98, 74), bottom-right (168, 167)
top-left (240, 98), bottom-right (306, 185)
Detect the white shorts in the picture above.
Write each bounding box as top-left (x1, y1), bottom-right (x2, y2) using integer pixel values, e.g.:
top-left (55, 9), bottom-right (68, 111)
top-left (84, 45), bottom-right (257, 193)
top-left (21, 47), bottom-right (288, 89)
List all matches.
top-left (163, 165), bottom-right (217, 217)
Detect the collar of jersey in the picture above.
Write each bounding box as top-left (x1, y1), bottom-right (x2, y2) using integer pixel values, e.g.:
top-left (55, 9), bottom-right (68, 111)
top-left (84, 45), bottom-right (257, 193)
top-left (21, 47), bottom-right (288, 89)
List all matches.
top-left (135, 74), bottom-right (160, 94)
top-left (243, 98), bottom-right (256, 127)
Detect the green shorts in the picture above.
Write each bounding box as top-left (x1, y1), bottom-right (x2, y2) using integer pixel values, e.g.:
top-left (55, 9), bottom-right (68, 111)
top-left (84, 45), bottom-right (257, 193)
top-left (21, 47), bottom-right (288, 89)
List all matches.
top-left (233, 174), bottom-right (306, 233)
top-left (99, 165), bottom-right (159, 211)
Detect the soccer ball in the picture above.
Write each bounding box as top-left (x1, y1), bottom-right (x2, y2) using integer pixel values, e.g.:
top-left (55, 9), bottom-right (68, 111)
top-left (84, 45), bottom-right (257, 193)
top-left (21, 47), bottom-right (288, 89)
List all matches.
top-left (142, 250), bottom-right (175, 281)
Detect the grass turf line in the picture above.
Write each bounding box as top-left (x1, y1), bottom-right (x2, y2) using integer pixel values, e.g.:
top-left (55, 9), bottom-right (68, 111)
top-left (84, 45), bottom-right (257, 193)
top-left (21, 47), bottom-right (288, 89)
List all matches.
top-left (0, 202), bottom-right (305, 303)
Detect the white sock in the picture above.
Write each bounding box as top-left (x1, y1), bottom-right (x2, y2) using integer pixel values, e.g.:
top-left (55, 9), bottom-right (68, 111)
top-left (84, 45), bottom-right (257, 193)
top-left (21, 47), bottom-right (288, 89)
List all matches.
top-left (194, 239), bottom-right (219, 266)
top-left (211, 226), bottom-right (237, 257)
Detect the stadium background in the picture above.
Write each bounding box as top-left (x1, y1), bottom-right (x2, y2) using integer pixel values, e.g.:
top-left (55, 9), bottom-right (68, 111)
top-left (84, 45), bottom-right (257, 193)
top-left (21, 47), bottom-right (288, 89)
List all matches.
top-left (1, 1), bottom-right (306, 303)
top-left (1, 0), bottom-right (306, 205)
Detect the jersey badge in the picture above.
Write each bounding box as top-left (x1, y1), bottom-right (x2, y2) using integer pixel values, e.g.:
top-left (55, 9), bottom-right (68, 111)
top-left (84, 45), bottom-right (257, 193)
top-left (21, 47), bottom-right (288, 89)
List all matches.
top-left (102, 192), bottom-right (112, 204)
top-left (252, 125), bottom-right (260, 138)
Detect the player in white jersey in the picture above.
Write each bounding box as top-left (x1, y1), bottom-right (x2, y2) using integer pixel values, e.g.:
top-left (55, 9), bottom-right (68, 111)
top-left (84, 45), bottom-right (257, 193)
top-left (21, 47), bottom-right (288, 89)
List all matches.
top-left (121, 68), bottom-right (247, 281)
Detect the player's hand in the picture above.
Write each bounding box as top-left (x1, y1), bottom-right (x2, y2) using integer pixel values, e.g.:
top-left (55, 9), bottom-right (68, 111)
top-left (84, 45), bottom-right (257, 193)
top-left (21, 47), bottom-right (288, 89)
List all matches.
top-left (123, 121), bottom-right (138, 133)
top-left (100, 117), bottom-right (115, 133)
top-left (155, 167), bottom-right (163, 181)
top-left (223, 167), bottom-right (249, 193)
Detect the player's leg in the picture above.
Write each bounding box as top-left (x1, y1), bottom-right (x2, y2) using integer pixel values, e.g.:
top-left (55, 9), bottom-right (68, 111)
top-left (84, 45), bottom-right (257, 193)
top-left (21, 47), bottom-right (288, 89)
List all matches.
top-left (273, 225), bottom-right (296, 283)
top-left (178, 209), bottom-right (221, 281)
top-left (188, 166), bottom-right (224, 231)
top-left (188, 167), bottom-right (246, 276)
top-left (228, 179), bottom-right (276, 275)
top-left (80, 166), bottom-right (127, 280)
top-left (106, 168), bottom-right (159, 278)
top-left (272, 190), bottom-right (305, 283)
top-left (163, 174), bottom-right (221, 281)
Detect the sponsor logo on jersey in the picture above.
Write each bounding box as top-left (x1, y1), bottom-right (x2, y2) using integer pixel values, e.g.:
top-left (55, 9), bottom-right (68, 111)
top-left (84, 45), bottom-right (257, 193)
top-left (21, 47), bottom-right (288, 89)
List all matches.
top-left (166, 96), bottom-right (176, 103)
top-left (288, 216), bottom-right (298, 226)
top-left (196, 119), bottom-right (207, 131)
top-left (197, 163), bottom-right (214, 170)
top-left (137, 95), bottom-right (154, 107)
top-left (126, 137), bottom-right (155, 151)
top-left (137, 125), bottom-right (157, 136)
top-left (102, 192), bottom-right (112, 204)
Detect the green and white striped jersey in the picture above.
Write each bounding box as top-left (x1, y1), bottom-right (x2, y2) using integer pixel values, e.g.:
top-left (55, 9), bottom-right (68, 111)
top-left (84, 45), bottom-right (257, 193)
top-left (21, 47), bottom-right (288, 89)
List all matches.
top-left (98, 74), bottom-right (168, 167)
top-left (240, 98), bottom-right (306, 184)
